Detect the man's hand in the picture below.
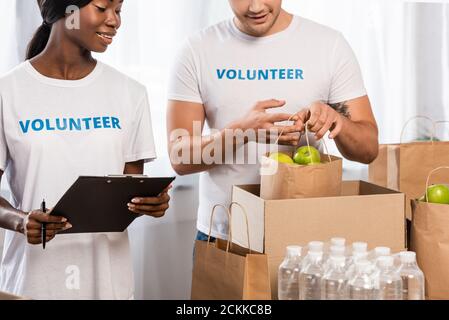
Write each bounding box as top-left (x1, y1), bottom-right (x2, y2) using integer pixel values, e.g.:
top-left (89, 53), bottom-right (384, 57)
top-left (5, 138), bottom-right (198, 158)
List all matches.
top-left (128, 185), bottom-right (172, 218)
top-left (232, 99), bottom-right (301, 146)
top-left (21, 209), bottom-right (72, 245)
top-left (296, 101), bottom-right (345, 140)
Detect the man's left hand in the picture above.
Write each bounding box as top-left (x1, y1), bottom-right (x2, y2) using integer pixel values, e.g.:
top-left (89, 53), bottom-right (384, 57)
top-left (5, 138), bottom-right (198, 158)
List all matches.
top-left (296, 101), bottom-right (345, 140)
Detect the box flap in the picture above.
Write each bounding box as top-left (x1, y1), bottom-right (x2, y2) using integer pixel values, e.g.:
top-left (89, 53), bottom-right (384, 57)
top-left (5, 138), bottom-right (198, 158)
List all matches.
top-left (231, 185), bottom-right (266, 253)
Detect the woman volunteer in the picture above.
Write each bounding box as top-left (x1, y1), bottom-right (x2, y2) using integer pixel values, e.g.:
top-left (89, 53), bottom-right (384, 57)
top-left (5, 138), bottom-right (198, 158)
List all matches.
top-left (0, 0), bottom-right (170, 299)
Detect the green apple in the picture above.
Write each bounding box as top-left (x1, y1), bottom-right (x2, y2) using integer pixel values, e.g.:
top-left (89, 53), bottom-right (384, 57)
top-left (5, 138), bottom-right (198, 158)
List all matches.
top-left (293, 146), bottom-right (321, 165)
top-left (424, 184), bottom-right (449, 204)
top-left (269, 152), bottom-right (294, 164)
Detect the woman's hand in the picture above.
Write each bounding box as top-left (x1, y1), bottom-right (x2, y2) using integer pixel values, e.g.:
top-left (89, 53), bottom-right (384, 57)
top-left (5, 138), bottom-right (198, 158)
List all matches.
top-left (21, 209), bottom-right (72, 245)
top-left (127, 185), bottom-right (172, 218)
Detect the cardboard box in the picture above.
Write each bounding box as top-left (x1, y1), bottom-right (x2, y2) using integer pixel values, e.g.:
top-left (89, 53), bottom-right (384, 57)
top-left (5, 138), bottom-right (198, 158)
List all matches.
top-left (230, 180), bottom-right (406, 299)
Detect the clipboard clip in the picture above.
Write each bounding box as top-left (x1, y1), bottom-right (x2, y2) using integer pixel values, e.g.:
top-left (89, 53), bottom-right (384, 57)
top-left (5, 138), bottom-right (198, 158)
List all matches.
top-left (106, 174), bottom-right (148, 178)
top-left (105, 175), bottom-right (149, 184)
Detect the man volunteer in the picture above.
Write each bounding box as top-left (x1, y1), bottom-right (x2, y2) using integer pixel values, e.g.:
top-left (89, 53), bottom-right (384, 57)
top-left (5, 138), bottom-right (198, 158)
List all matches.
top-left (167, 0), bottom-right (378, 241)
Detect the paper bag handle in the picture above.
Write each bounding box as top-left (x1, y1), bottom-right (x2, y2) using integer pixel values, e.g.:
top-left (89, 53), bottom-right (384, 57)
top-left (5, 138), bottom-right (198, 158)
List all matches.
top-left (274, 113), bottom-right (332, 163)
top-left (304, 120), bottom-right (332, 163)
top-left (400, 115), bottom-right (436, 144)
top-left (425, 166), bottom-right (449, 201)
top-left (207, 204), bottom-right (232, 252)
top-left (229, 202), bottom-right (253, 254)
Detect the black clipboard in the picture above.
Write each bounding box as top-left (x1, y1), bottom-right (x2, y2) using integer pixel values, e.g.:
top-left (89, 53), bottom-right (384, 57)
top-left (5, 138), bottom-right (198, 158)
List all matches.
top-left (52, 175), bottom-right (175, 234)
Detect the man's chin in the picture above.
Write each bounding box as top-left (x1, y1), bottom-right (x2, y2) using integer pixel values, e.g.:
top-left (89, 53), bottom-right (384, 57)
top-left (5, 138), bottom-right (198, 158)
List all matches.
top-left (246, 23), bottom-right (273, 37)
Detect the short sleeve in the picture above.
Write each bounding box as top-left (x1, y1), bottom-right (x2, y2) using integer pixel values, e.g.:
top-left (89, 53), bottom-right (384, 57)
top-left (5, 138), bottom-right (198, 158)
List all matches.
top-left (328, 34), bottom-right (367, 104)
top-left (0, 95), bottom-right (8, 171)
top-left (124, 90), bottom-right (157, 163)
top-left (167, 40), bottom-right (203, 104)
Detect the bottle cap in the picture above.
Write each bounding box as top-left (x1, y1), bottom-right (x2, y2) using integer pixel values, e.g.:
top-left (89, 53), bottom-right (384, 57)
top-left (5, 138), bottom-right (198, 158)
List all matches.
top-left (374, 247), bottom-right (391, 257)
top-left (330, 237), bottom-right (346, 247)
top-left (286, 246), bottom-right (302, 257)
top-left (399, 251), bottom-right (417, 263)
top-left (329, 245), bottom-right (346, 257)
top-left (308, 241), bottom-right (324, 252)
top-left (352, 242), bottom-right (368, 253)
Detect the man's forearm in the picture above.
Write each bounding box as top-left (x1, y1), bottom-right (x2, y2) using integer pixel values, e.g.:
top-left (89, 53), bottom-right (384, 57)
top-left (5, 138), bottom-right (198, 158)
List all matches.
top-left (335, 117), bottom-right (379, 164)
top-left (170, 122), bottom-right (248, 176)
top-left (0, 197), bottom-right (26, 233)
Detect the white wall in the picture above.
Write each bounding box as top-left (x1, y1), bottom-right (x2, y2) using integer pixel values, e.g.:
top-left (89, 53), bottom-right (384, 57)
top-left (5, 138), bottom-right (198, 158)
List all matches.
top-left (128, 174), bottom-right (199, 300)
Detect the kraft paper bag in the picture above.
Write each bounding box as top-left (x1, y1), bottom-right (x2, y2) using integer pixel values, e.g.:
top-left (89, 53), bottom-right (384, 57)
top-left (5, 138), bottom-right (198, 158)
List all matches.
top-left (191, 240), bottom-right (271, 300)
top-left (368, 144), bottom-right (400, 190)
top-left (400, 142), bottom-right (449, 206)
top-left (260, 153), bottom-right (342, 200)
top-left (369, 117), bottom-right (449, 219)
top-left (369, 142), bottom-right (449, 219)
top-left (411, 200), bottom-right (449, 300)
top-left (191, 204), bottom-right (271, 300)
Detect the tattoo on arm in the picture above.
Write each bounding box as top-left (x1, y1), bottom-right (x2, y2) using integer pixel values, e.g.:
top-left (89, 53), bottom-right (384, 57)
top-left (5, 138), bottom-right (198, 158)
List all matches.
top-left (329, 101), bottom-right (351, 119)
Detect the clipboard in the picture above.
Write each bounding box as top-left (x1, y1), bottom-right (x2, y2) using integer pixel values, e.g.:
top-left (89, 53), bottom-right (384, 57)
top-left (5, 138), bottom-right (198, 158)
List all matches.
top-left (52, 175), bottom-right (175, 234)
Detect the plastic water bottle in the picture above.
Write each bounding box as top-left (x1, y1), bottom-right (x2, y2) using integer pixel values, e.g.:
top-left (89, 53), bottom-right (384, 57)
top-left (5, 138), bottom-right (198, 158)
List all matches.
top-left (325, 237), bottom-right (346, 252)
top-left (308, 241), bottom-right (324, 253)
top-left (323, 238), bottom-right (346, 257)
top-left (351, 242), bottom-right (368, 255)
top-left (278, 246), bottom-right (302, 300)
top-left (346, 241), bottom-right (368, 266)
top-left (323, 245), bottom-right (346, 273)
top-left (374, 246), bottom-right (391, 256)
top-left (372, 247), bottom-right (391, 260)
top-left (397, 252), bottom-right (425, 300)
top-left (302, 241), bottom-right (324, 267)
top-left (348, 260), bottom-right (375, 300)
top-left (376, 256), bottom-right (402, 300)
top-left (299, 251), bottom-right (323, 300)
top-left (322, 255), bottom-right (348, 300)
top-left (346, 251), bottom-right (369, 280)
top-left (370, 247), bottom-right (391, 269)
top-left (330, 237), bottom-right (346, 248)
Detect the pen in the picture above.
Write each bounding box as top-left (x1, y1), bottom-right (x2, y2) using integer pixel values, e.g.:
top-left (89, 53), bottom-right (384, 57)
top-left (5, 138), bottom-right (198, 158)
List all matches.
top-left (41, 199), bottom-right (47, 250)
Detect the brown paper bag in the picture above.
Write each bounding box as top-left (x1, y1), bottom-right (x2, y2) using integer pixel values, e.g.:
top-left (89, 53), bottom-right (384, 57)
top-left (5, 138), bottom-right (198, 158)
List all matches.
top-left (400, 142), bottom-right (449, 205)
top-left (260, 153), bottom-right (342, 200)
top-left (191, 204), bottom-right (271, 300)
top-left (368, 144), bottom-right (400, 190)
top-left (410, 167), bottom-right (449, 300)
top-left (369, 142), bottom-right (449, 219)
top-left (369, 117), bottom-right (449, 219)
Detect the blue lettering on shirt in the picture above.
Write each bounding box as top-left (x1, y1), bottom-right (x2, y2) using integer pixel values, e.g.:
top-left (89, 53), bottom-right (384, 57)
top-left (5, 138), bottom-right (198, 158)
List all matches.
top-left (216, 68), bottom-right (304, 81)
top-left (18, 116), bottom-right (122, 134)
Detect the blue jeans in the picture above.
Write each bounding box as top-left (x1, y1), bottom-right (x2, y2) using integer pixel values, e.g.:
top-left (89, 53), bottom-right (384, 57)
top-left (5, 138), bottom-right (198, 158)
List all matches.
top-left (193, 230), bottom-right (216, 260)
top-left (196, 230), bottom-right (216, 242)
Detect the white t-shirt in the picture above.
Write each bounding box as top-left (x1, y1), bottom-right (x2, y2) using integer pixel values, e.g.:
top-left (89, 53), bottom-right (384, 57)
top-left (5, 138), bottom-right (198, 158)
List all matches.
top-left (0, 61), bottom-right (156, 299)
top-left (168, 16), bottom-right (367, 240)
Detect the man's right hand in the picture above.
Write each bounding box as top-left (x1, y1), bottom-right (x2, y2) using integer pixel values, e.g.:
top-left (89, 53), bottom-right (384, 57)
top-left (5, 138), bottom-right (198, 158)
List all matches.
top-left (20, 210), bottom-right (72, 245)
top-left (231, 99), bottom-right (301, 146)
